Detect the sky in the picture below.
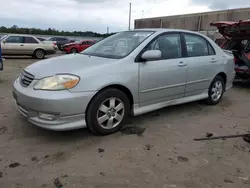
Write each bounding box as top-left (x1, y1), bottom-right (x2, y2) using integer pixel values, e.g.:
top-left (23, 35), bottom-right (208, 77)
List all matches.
top-left (0, 0), bottom-right (250, 33)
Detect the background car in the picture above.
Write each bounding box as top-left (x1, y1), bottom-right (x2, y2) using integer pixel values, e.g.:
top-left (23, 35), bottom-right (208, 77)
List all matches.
top-left (0, 34), bottom-right (57, 59)
top-left (37, 37), bottom-right (46, 42)
top-left (211, 20), bottom-right (250, 80)
top-left (43, 37), bottom-right (70, 51)
top-left (13, 29), bottom-right (235, 135)
top-left (62, 40), bottom-right (96, 53)
top-left (0, 40), bottom-right (3, 71)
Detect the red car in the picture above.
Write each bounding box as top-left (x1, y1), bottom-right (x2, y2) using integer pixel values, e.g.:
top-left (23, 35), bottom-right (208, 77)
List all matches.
top-left (211, 20), bottom-right (250, 80)
top-left (62, 40), bottom-right (96, 53)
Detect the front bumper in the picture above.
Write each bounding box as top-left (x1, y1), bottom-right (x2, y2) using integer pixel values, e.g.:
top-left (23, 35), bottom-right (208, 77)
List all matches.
top-left (13, 78), bottom-right (96, 131)
top-left (62, 47), bottom-right (70, 53)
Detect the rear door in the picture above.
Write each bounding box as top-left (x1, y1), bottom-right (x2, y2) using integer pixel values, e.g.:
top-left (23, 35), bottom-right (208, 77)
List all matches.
top-left (23, 37), bottom-right (40, 55)
top-left (2, 36), bottom-right (24, 54)
top-left (182, 33), bottom-right (217, 97)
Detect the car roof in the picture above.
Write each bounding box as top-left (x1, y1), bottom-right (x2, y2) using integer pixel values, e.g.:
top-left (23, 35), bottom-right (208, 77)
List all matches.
top-left (5, 34), bottom-right (36, 37)
top-left (133, 28), bottom-right (201, 34)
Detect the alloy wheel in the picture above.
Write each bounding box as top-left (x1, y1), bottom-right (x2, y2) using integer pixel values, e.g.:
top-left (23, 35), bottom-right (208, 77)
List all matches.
top-left (36, 50), bottom-right (44, 59)
top-left (211, 80), bottom-right (223, 101)
top-left (97, 97), bottom-right (125, 129)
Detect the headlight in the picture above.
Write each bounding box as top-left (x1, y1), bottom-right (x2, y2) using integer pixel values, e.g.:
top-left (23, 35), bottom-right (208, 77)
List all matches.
top-left (34, 74), bottom-right (80, 90)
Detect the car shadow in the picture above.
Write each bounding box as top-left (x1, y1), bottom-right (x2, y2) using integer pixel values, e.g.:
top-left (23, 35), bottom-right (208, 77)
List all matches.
top-left (22, 120), bottom-right (96, 143)
top-left (233, 80), bottom-right (250, 89)
top-left (3, 56), bottom-right (34, 60)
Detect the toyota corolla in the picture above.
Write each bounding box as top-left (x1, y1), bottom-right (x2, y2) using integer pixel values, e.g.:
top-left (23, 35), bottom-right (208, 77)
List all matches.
top-left (13, 29), bottom-right (235, 135)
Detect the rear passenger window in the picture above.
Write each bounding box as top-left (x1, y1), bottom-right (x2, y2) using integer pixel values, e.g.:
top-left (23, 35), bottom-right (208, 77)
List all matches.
top-left (208, 43), bottom-right (216, 55)
top-left (184, 34), bottom-right (215, 57)
top-left (24, 37), bottom-right (38, 44)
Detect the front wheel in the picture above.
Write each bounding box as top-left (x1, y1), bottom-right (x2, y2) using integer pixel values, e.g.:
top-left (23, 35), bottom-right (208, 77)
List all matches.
top-left (86, 89), bottom-right (130, 135)
top-left (205, 76), bottom-right (225, 105)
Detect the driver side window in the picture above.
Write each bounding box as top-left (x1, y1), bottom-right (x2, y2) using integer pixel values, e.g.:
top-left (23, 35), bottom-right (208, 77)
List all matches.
top-left (146, 34), bottom-right (182, 60)
top-left (5, 36), bottom-right (23, 43)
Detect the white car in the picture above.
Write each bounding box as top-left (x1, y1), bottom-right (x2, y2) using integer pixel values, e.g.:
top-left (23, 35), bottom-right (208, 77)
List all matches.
top-left (1, 34), bottom-right (57, 59)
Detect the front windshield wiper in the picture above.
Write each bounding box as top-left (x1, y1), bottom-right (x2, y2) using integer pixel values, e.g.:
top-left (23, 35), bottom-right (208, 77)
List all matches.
top-left (81, 53), bottom-right (121, 59)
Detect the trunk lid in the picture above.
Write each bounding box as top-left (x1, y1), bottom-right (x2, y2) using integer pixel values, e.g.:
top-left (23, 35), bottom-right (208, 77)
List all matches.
top-left (210, 20), bottom-right (250, 39)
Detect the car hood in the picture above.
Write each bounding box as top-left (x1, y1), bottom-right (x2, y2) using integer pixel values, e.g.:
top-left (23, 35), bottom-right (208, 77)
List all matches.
top-left (210, 20), bottom-right (250, 38)
top-left (25, 54), bottom-right (117, 79)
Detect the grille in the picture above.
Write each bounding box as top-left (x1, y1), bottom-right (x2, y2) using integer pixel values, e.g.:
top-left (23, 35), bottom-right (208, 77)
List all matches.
top-left (20, 71), bottom-right (35, 87)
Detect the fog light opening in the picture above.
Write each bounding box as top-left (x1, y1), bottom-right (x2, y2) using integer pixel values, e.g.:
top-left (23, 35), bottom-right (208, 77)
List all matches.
top-left (38, 112), bottom-right (59, 121)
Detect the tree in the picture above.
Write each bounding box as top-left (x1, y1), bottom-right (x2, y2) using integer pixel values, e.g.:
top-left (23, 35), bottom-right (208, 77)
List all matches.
top-left (0, 25), bottom-right (116, 38)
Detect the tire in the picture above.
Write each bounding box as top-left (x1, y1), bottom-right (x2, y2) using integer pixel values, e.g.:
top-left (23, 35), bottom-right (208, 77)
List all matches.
top-left (34, 49), bottom-right (45, 59)
top-left (70, 48), bottom-right (77, 53)
top-left (57, 44), bottom-right (63, 51)
top-left (205, 76), bottom-right (225, 105)
top-left (86, 88), bottom-right (130, 135)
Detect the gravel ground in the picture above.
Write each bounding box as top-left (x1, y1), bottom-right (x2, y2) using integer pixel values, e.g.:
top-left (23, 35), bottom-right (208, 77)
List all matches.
top-left (1, 55), bottom-right (250, 188)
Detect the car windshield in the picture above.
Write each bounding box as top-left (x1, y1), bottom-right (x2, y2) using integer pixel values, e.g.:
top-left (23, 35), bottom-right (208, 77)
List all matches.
top-left (82, 31), bottom-right (154, 59)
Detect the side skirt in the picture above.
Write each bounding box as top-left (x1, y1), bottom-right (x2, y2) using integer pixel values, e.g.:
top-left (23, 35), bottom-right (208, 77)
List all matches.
top-left (133, 91), bottom-right (208, 116)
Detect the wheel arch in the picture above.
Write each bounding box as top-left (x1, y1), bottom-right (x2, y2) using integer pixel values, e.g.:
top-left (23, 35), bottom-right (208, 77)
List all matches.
top-left (85, 84), bottom-right (134, 116)
top-left (33, 48), bottom-right (46, 55)
top-left (216, 72), bottom-right (227, 90)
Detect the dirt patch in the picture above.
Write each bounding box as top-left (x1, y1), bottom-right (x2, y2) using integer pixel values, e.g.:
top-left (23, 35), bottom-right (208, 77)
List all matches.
top-left (0, 126), bottom-right (7, 134)
top-left (120, 126), bottom-right (146, 136)
top-left (9, 162), bottom-right (21, 168)
top-left (177, 156), bottom-right (189, 163)
top-left (98, 148), bottom-right (105, 153)
top-left (53, 177), bottom-right (63, 188)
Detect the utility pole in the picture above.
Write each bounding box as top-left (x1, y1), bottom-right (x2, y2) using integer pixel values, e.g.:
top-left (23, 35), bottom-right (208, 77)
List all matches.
top-left (128, 2), bottom-right (131, 30)
top-left (107, 27), bottom-right (109, 34)
top-left (142, 10), bottom-right (144, 19)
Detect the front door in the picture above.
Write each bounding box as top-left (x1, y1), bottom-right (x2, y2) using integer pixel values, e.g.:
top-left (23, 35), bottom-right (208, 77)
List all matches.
top-left (139, 33), bottom-right (187, 106)
top-left (2, 36), bottom-right (24, 55)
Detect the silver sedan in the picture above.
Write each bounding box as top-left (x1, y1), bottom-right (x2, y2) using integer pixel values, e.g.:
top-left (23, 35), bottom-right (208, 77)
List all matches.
top-left (13, 29), bottom-right (235, 135)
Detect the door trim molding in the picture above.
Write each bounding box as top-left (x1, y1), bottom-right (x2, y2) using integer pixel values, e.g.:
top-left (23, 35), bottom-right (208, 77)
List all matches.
top-left (140, 82), bottom-right (186, 93)
top-left (186, 78), bottom-right (210, 85)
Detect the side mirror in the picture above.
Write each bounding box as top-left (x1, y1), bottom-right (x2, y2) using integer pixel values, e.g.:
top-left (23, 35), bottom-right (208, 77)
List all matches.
top-left (141, 50), bottom-right (162, 61)
top-left (2, 40), bottom-right (6, 44)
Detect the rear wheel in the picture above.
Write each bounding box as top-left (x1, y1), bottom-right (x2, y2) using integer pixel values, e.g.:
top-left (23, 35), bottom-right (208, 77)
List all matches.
top-left (70, 48), bottom-right (77, 53)
top-left (34, 49), bottom-right (45, 59)
top-left (86, 89), bottom-right (130, 135)
top-left (205, 76), bottom-right (225, 105)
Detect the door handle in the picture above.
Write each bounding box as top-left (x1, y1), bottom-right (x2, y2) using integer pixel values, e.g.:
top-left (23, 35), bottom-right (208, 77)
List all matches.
top-left (178, 61), bottom-right (187, 67)
top-left (211, 58), bottom-right (218, 63)
top-left (20, 45), bottom-right (24, 46)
